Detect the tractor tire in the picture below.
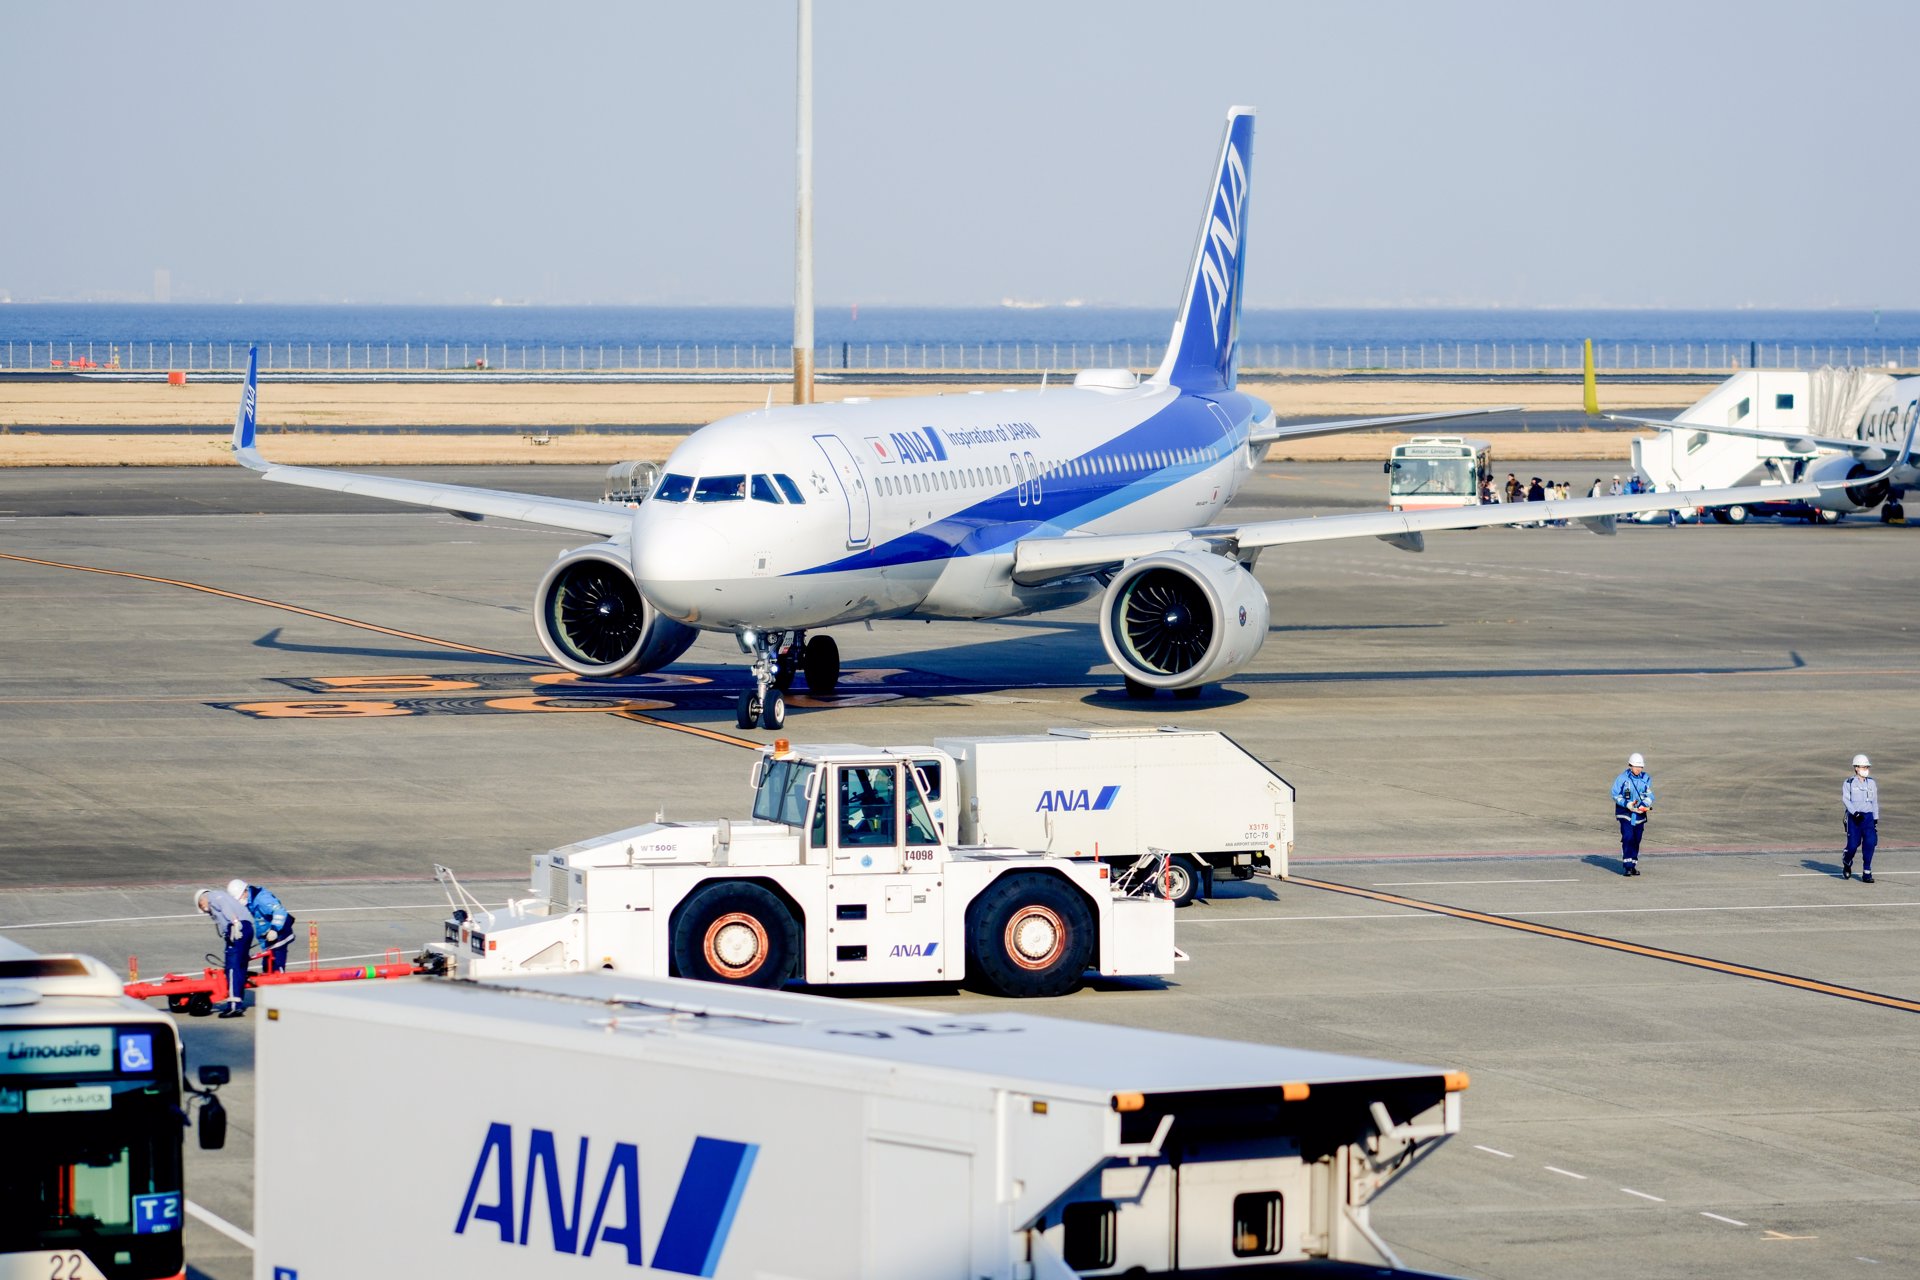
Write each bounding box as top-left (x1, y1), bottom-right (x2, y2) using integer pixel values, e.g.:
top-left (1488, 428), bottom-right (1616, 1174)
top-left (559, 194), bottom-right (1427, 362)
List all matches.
top-left (966, 875), bottom-right (1094, 998)
top-left (671, 881), bottom-right (799, 988)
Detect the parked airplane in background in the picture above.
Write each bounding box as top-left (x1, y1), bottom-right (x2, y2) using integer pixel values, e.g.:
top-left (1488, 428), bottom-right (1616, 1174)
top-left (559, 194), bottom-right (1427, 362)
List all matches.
top-left (1609, 369), bottom-right (1918, 522)
top-left (232, 106), bottom-right (1835, 730)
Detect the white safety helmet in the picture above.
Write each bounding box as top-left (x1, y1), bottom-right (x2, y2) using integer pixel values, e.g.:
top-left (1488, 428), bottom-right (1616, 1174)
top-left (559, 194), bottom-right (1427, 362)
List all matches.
top-left (1853, 754), bottom-right (1871, 768)
top-left (226, 878), bottom-right (249, 901)
top-left (193, 888), bottom-right (211, 911)
top-left (1627, 753), bottom-right (1645, 767)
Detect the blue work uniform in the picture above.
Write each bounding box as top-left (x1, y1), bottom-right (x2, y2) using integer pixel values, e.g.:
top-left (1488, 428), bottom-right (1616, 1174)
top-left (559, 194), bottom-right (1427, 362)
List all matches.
top-left (243, 884), bottom-right (294, 973)
top-left (203, 889), bottom-right (254, 1009)
top-left (1843, 774), bottom-right (1879, 876)
top-left (1612, 768), bottom-right (1654, 871)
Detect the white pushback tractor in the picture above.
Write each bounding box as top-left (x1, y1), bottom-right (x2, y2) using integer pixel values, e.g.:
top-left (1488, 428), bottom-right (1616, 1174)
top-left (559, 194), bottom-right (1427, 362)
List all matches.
top-left (424, 728), bottom-right (1293, 996)
top-left (254, 972), bottom-right (1468, 1279)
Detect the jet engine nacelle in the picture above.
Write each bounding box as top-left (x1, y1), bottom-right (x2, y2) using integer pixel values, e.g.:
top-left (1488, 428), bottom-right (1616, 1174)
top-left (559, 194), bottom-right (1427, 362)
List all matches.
top-left (535, 546), bottom-right (699, 677)
top-left (1805, 453), bottom-right (1891, 513)
top-left (1098, 547), bottom-right (1270, 690)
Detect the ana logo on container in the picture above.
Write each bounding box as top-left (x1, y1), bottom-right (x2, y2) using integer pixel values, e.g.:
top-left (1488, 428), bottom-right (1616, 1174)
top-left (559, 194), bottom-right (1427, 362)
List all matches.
top-left (455, 1123), bottom-right (757, 1275)
top-left (1035, 785), bottom-right (1120, 813)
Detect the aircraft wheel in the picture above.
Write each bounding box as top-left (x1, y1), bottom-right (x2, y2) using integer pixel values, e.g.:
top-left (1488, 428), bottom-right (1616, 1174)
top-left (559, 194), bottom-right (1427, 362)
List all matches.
top-left (734, 690), bottom-right (759, 730)
top-left (671, 881), bottom-right (798, 988)
top-left (1123, 677), bottom-right (1155, 700)
top-left (772, 652), bottom-right (796, 692)
top-left (758, 691), bottom-right (786, 731)
top-left (1165, 854), bottom-right (1202, 907)
top-left (1723, 505), bottom-right (1748, 525)
top-left (1817, 508), bottom-right (1843, 524)
top-left (967, 875), bottom-right (1093, 998)
top-left (802, 635), bottom-right (840, 696)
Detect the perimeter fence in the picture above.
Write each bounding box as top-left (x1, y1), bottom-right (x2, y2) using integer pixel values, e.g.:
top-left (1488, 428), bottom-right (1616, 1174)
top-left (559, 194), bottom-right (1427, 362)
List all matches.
top-left (4, 338), bottom-right (1917, 375)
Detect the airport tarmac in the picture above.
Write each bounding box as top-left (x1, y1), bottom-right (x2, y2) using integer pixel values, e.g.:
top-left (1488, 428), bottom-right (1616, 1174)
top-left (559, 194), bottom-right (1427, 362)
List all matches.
top-left (3, 461), bottom-right (1918, 1279)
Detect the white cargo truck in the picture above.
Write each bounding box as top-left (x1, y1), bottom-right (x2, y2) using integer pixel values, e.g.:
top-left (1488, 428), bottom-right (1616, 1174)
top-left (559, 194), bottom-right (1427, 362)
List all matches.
top-left (936, 727), bottom-right (1295, 906)
top-left (255, 972), bottom-right (1467, 1279)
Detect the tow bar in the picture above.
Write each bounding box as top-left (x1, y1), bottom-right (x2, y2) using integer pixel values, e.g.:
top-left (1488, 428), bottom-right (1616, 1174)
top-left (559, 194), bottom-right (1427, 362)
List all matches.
top-left (125, 922), bottom-right (431, 1016)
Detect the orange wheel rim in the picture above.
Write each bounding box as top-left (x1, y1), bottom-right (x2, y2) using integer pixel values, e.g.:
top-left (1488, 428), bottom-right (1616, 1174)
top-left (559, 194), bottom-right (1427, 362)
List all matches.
top-left (1004, 905), bottom-right (1066, 970)
top-left (704, 911), bottom-right (769, 977)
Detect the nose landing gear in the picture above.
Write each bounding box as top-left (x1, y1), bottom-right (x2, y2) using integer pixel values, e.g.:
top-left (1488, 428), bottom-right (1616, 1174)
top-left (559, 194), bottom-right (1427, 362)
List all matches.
top-left (734, 631), bottom-right (844, 730)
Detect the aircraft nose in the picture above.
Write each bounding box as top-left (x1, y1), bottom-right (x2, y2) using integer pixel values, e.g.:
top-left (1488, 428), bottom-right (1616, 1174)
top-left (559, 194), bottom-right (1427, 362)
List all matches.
top-left (631, 506), bottom-right (735, 621)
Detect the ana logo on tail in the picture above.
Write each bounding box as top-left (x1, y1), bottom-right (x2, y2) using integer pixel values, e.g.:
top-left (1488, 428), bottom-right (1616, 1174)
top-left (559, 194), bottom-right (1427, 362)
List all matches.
top-left (1200, 142), bottom-right (1248, 347)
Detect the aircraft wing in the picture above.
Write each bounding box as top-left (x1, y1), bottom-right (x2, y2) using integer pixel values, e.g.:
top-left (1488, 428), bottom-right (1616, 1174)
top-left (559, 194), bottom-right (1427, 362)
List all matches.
top-left (1604, 413), bottom-right (1896, 461)
top-left (1247, 405), bottom-right (1524, 446)
top-left (228, 347), bottom-right (632, 538)
top-left (1010, 479), bottom-right (1820, 585)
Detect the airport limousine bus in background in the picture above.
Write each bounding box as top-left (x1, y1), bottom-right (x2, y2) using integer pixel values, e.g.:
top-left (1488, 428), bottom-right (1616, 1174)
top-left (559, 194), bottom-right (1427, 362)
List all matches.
top-left (0, 938), bottom-right (226, 1280)
top-left (1386, 435), bottom-right (1493, 510)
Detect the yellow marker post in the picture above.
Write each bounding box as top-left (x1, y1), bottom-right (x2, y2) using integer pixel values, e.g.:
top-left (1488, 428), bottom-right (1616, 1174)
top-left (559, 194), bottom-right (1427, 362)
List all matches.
top-left (1582, 339), bottom-right (1599, 417)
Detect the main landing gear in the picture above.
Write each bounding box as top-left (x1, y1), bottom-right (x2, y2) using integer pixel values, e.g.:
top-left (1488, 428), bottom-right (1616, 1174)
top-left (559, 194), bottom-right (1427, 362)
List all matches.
top-left (734, 630), bottom-right (842, 730)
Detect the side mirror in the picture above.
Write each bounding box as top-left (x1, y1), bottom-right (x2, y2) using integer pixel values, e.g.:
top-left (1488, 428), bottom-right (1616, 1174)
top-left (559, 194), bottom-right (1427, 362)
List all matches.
top-left (198, 1096), bottom-right (227, 1150)
top-left (197, 1065), bottom-right (230, 1088)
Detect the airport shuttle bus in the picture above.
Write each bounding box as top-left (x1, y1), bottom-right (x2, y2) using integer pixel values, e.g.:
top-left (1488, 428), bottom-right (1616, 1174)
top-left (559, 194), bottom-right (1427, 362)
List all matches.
top-left (0, 939), bottom-right (225, 1280)
top-left (1386, 435), bottom-right (1493, 510)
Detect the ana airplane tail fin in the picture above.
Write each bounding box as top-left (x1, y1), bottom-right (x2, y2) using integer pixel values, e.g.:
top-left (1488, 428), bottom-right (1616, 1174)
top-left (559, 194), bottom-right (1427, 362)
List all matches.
top-left (231, 344), bottom-right (264, 470)
top-left (1152, 106), bottom-right (1255, 393)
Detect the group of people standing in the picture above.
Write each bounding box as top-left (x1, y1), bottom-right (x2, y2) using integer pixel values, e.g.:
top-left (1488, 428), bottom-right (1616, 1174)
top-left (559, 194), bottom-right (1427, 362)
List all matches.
top-left (192, 879), bottom-right (294, 1017)
top-left (1610, 754), bottom-right (1882, 880)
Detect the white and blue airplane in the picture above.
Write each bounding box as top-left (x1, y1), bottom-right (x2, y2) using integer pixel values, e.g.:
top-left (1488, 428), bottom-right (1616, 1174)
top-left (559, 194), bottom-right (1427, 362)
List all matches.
top-left (233, 106), bottom-right (1837, 729)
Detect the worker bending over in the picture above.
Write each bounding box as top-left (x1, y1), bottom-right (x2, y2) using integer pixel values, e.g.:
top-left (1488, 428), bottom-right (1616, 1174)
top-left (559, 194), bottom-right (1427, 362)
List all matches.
top-left (229, 878), bottom-right (295, 973)
top-left (194, 887), bottom-right (252, 1017)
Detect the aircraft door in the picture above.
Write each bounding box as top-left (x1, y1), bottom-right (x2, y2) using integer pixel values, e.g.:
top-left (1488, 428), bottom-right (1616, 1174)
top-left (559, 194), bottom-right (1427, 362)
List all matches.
top-left (812, 433), bottom-right (872, 547)
top-left (1024, 450), bottom-right (1043, 505)
top-left (1010, 452), bottom-right (1029, 506)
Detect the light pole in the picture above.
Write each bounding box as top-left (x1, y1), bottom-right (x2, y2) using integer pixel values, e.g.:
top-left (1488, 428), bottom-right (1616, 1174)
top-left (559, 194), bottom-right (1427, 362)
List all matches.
top-left (793, 0), bottom-right (814, 404)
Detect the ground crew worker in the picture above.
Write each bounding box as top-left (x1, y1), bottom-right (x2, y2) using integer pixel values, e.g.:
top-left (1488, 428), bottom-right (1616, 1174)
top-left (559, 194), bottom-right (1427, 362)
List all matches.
top-left (1611, 753), bottom-right (1654, 876)
top-left (229, 878), bottom-right (295, 973)
top-left (1843, 754), bottom-right (1879, 882)
top-left (194, 887), bottom-right (253, 1017)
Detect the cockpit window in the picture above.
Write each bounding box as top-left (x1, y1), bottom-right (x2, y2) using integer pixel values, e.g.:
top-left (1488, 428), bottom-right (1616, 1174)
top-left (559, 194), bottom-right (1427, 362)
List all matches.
top-left (773, 474), bottom-right (805, 504)
top-left (694, 474), bottom-right (748, 502)
top-left (653, 473), bottom-right (693, 503)
top-left (751, 474), bottom-right (783, 504)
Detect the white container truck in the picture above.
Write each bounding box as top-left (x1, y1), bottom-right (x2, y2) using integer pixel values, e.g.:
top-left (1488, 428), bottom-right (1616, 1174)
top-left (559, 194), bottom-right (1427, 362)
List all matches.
top-left (937, 727), bottom-right (1295, 906)
top-left (254, 972), bottom-right (1467, 1279)
top-left (424, 729), bottom-right (1291, 997)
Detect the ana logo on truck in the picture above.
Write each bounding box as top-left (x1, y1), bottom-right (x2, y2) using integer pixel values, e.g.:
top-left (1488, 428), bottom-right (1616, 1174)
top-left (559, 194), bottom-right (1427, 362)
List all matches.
top-left (1035, 785), bottom-right (1120, 813)
top-left (455, 1123), bottom-right (757, 1276)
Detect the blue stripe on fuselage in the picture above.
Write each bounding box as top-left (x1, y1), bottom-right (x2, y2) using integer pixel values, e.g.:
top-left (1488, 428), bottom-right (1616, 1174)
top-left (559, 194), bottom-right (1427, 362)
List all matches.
top-left (796, 390), bottom-right (1253, 577)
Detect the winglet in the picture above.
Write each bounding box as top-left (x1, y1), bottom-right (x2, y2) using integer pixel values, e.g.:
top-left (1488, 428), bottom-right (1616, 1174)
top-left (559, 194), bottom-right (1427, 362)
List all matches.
top-left (1151, 107), bottom-right (1255, 393)
top-left (231, 344), bottom-right (265, 471)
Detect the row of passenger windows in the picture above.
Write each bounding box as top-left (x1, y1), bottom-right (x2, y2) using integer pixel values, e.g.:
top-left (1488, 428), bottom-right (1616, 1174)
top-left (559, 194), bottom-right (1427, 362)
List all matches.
top-left (652, 473), bottom-right (806, 504)
top-left (874, 443), bottom-right (1224, 500)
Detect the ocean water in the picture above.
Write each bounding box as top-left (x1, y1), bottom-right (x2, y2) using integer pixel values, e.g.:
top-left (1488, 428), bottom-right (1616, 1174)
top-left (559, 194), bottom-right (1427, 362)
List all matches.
top-left (7, 305), bottom-right (1920, 373)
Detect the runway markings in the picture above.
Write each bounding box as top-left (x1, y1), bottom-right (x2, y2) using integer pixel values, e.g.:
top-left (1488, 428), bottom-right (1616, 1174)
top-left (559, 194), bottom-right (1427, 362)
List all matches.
top-left (1701, 1213), bottom-right (1748, 1227)
top-left (186, 1199), bottom-right (254, 1250)
top-left (1371, 878), bottom-right (1579, 886)
top-left (1287, 875), bottom-right (1920, 1013)
top-left (1545, 1166), bottom-right (1588, 1180)
top-left (1621, 1188), bottom-right (1666, 1203)
top-left (614, 709), bottom-right (762, 750)
top-left (0, 551), bottom-right (541, 663)
top-left (1473, 1145), bottom-right (1513, 1158)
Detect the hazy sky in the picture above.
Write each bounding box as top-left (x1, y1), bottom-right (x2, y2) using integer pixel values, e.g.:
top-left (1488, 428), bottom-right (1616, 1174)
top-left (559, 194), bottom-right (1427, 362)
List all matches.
top-left (4, 0), bottom-right (1915, 309)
